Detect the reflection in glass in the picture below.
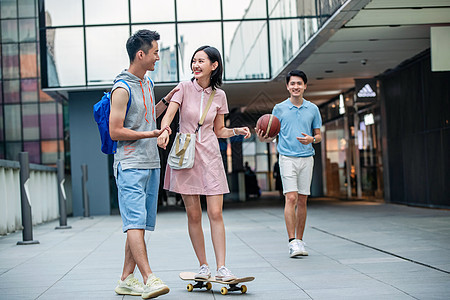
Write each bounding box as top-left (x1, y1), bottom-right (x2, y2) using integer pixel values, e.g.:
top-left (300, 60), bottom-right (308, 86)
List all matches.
top-left (86, 26), bottom-right (129, 85)
top-left (24, 141), bottom-right (40, 164)
top-left (41, 140), bottom-right (59, 164)
top-left (85, 0), bottom-right (128, 25)
top-left (177, 22), bottom-right (222, 81)
top-left (22, 104), bottom-right (39, 140)
top-left (224, 21), bottom-right (269, 80)
top-left (222, 0), bottom-right (266, 19)
top-left (177, 0), bottom-right (220, 21)
top-left (1, 19), bottom-right (18, 43)
top-left (1, 0), bottom-right (17, 18)
top-left (269, 18), bottom-right (318, 74)
top-left (6, 142), bottom-right (22, 161)
top-left (5, 104), bottom-right (22, 141)
top-left (40, 103), bottom-right (57, 139)
top-left (18, 0), bottom-right (35, 18)
top-left (21, 79), bottom-right (38, 102)
top-left (19, 18), bottom-right (36, 42)
top-left (131, 0), bottom-right (175, 23)
top-left (44, 0), bottom-right (83, 26)
top-left (132, 24), bottom-right (177, 82)
top-left (49, 28), bottom-right (85, 87)
top-left (268, 0), bottom-right (316, 18)
top-left (20, 43), bottom-right (37, 78)
top-left (3, 80), bottom-right (20, 103)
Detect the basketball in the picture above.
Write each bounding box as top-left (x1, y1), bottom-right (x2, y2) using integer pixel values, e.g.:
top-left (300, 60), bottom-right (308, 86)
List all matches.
top-left (256, 114), bottom-right (280, 138)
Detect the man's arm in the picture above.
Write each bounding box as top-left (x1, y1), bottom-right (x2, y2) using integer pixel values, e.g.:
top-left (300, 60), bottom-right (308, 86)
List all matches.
top-left (155, 86), bottom-right (180, 118)
top-left (109, 87), bottom-right (164, 141)
top-left (297, 128), bottom-right (322, 145)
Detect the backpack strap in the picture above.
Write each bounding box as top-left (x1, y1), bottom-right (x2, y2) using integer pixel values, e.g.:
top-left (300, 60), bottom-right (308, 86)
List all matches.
top-left (115, 79), bottom-right (132, 113)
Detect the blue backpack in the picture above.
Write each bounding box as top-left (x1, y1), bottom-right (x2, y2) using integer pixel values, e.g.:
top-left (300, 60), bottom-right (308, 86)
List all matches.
top-left (93, 80), bottom-right (131, 154)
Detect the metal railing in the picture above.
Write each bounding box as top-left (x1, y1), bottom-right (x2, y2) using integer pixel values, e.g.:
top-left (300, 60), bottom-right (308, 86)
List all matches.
top-left (0, 157), bottom-right (59, 235)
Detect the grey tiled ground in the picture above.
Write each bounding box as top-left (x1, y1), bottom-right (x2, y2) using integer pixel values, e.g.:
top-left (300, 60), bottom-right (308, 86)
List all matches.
top-left (1, 197), bottom-right (449, 299)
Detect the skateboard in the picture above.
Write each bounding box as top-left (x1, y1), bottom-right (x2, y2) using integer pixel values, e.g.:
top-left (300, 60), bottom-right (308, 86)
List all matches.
top-left (179, 271), bottom-right (255, 295)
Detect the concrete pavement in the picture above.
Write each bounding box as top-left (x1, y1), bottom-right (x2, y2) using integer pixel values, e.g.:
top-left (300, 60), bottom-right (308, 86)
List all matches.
top-left (1, 196), bottom-right (449, 299)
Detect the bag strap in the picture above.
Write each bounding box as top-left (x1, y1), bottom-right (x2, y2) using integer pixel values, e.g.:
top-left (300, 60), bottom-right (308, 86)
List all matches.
top-left (174, 133), bottom-right (191, 166)
top-left (195, 90), bottom-right (216, 133)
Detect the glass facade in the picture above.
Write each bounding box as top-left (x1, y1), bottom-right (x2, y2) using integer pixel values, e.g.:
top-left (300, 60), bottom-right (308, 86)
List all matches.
top-left (39, 0), bottom-right (346, 88)
top-left (0, 0), bottom-right (65, 165)
top-left (321, 89), bottom-right (384, 200)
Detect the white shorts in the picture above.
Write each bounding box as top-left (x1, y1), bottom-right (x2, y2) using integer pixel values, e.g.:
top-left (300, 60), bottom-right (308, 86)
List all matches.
top-left (279, 155), bottom-right (314, 195)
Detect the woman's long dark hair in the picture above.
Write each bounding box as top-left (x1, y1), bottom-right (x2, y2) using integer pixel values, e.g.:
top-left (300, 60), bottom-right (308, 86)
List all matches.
top-left (190, 45), bottom-right (223, 90)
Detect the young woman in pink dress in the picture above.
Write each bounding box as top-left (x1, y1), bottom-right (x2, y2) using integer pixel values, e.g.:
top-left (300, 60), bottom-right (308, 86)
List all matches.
top-left (157, 46), bottom-right (250, 281)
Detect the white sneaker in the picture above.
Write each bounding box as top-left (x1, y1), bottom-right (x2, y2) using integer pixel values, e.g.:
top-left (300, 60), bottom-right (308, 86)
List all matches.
top-left (114, 273), bottom-right (144, 296)
top-left (195, 264), bottom-right (211, 280)
top-left (289, 239), bottom-right (308, 257)
top-left (215, 266), bottom-right (237, 282)
top-left (297, 240), bottom-right (308, 256)
top-left (142, 273), bottom-right (170, 299)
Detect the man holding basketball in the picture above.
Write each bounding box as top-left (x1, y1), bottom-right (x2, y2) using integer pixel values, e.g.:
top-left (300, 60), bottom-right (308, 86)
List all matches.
top-left (257, 70), bottom-right (322, 258)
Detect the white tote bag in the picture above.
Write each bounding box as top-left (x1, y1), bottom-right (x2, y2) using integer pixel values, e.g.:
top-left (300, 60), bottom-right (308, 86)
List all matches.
top-left (167, 90), bottom-right (216, 170)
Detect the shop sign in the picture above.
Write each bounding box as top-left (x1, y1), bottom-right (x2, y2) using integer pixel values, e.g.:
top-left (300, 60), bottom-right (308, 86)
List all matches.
top-left (355, 78), bottom-right (377, 102)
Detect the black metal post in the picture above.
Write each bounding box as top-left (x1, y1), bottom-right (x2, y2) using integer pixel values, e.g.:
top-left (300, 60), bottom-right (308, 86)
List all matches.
top-left (81, 164), bottom-right (90, 218)
top-left (17, 152), bottom-right (39, 245)
top-left (55, 159), bottom-right (71, 229)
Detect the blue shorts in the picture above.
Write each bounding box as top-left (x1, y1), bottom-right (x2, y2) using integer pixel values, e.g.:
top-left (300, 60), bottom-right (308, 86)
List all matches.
top-left (115, 163), bottom-right (160, 233)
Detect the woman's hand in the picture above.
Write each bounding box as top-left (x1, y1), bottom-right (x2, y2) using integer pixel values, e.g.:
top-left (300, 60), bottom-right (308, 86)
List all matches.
top-left (234, 127), bottom-right (251, 139)
top-left (157, 128), bottom-right (171, 149)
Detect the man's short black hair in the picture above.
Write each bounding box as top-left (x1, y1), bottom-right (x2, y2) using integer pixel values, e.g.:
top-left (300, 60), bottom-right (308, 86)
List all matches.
top-left (126, 29), bottom-right (160, 62)
top-left (286, 70), bottom-right (307, 84)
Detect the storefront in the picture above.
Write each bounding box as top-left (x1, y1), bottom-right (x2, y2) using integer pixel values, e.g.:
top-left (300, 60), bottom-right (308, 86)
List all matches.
top-left (320, 84), bottom-right (384, 201)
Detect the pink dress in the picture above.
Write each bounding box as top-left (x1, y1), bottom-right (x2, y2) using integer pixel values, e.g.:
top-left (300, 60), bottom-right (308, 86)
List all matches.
top-left (164, 80), bottom-right (230, 195)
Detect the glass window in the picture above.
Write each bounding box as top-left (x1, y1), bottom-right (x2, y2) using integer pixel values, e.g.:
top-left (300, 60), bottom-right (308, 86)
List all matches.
top-left (2, 44), bottom-right (19, 79)
top-left (21, 79), bottom-right (38, 102)
top-left (6, 142), bottom-right (22, 161)
top-left (1, 19), bottom-right (18, 43)
top-left (3, 80), bottom-right (20, 103)
top-left (18, 0), bottom-right (35, 18)
top-left (0, 105), bottom-right (3, 140)
top-left (48, 27), bottom-right (85, 87)
top-left (177, 22), bottom-right (222, 81)
top-left (22, 104), bottom-right (39, 140)
top-left (1, 0), bottom-right (17, 18)
top-left (86, 25), bottom-right (129, 85)
top-left (84, 0), bottom-right (129, 25)
top-left (176, 0), bottom-right (221, 21)
top-left (222, 0), bottom-right (266, 20)
top-left (41, 140), bottom-right (58, 164)
top-left (268, 0), bottom-right (316, 18)
top-left (19, 18), bottom-right (36, 42)
top-left (4, 104), bottom-right (22, 141)
top-left (132, 24), bottom-right (177, 82)
top-left (40, 103), bottom-right (57, 139)
top-left (0, 83), bottom-right (2, 104)
top-left (270, 18), bottom-right (317, 74)
top-left (44, 0), bottom-right (83, 26)
top-left (24, 141), bottom-right (40, 164)
top-left (0, 143), bottom-right (4, 159)
top-left (131, 0), bottom-right (175, 23)
top-left (224, 21), bottom-right (269, 80)
top-left (20, 43), bottom-right (37, 78)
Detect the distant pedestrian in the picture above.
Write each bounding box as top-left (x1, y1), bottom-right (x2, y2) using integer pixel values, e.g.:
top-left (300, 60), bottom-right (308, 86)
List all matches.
top-left (257, 70), bottom-right (322, 258)
top-left (157, 45), bottom-right (250, 281)
top-left (109, 29), bottom-right (177, 299)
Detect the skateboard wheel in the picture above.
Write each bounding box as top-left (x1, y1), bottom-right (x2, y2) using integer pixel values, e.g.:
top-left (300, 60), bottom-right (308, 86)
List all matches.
top-left (187, 283), bottom-right (194, 292)
top-left (241, 285), bottom-right (247, 294)
top-left (221, 287), bottom-right (228, 295)
top-left (206, 282), bottom-right (212, 290)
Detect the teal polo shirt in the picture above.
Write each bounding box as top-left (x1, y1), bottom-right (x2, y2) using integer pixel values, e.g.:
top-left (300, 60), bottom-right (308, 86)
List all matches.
top-left (272, 98), bottom-right (322, 157)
